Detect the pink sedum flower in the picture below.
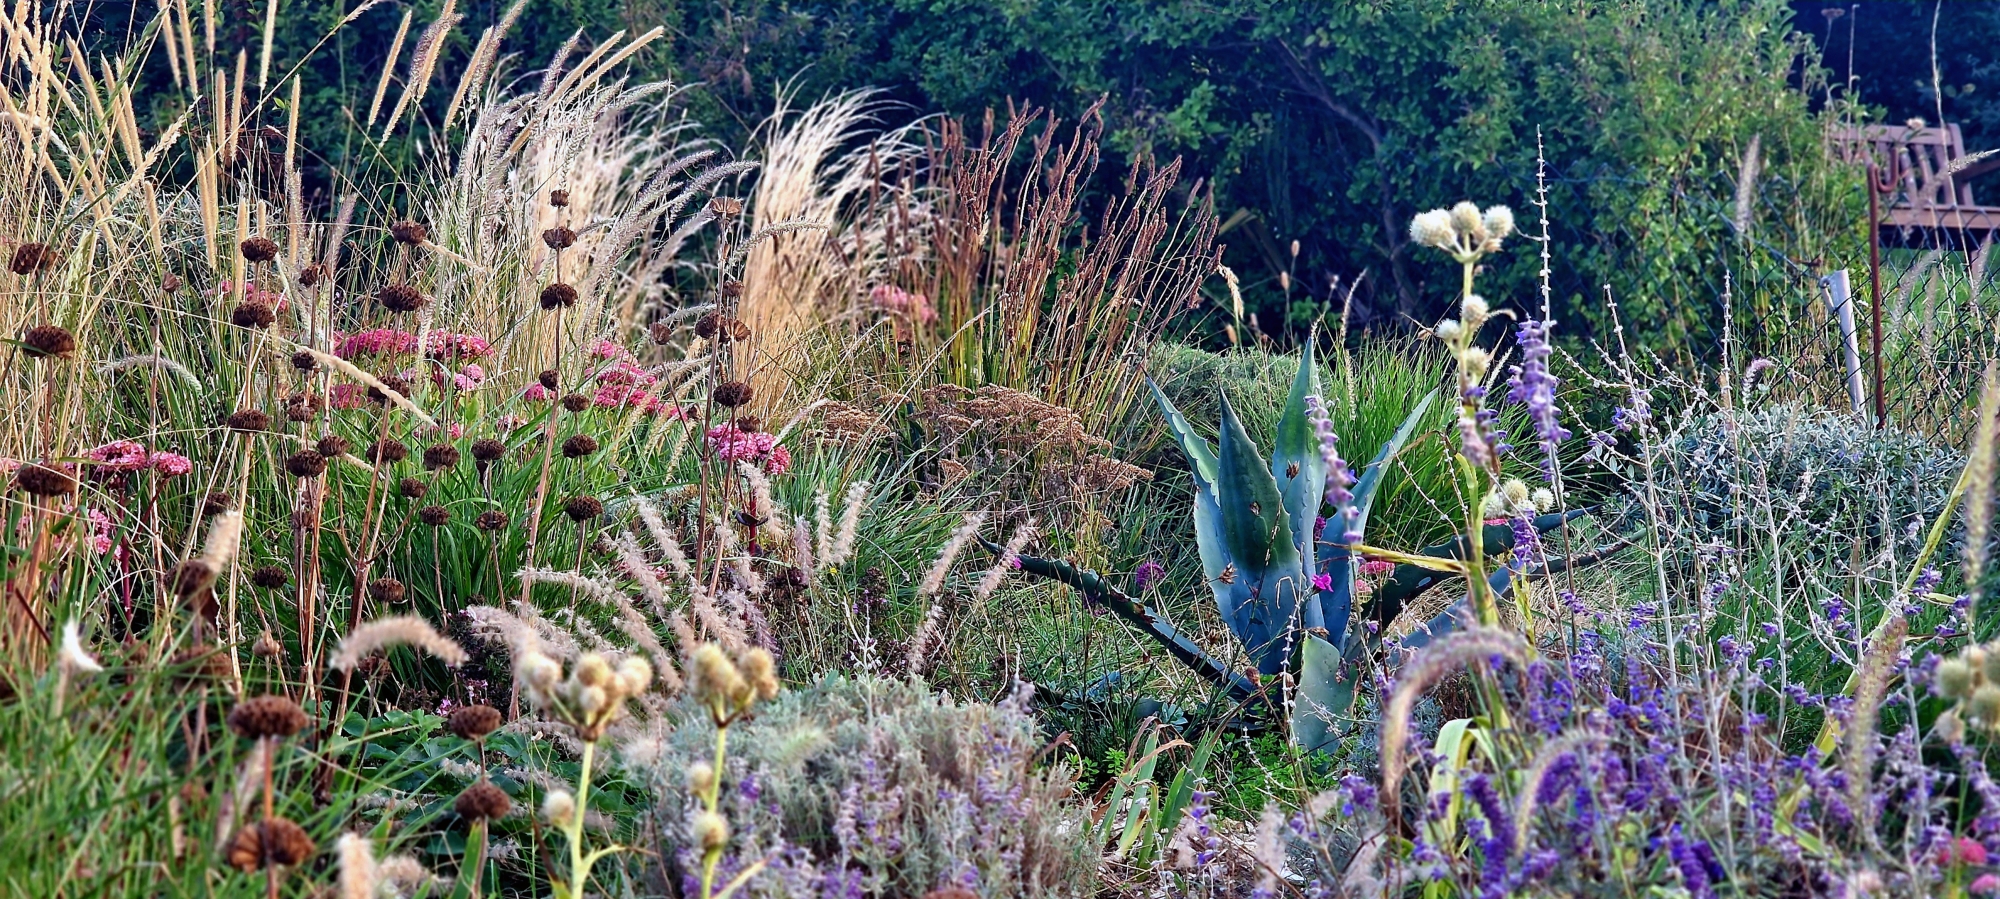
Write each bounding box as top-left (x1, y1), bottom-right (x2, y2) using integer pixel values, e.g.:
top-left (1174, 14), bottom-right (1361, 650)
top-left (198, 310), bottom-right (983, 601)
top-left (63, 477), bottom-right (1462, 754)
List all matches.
top-left (705, 424), bottom-right (792, 475)
top-left (148, 451), bottom-right (193, 477)
top-left (86, 440), bottom-right (151, 471)
top-left (334, 328), bottom-right (421, 359)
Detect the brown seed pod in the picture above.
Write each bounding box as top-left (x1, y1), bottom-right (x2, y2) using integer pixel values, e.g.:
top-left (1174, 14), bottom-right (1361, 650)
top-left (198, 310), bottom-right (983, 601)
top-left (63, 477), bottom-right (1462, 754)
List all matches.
top-left (250, 565), bottom-right (289, 589)
top-left (549, 189), bottom-right (570, 207)
top-left (541, 226), bottom-right (577, 250)
top-left (201, 491), bottom-right (233, 516)
top-left (470, 438), bottom-right (505, 463)
top-left (377, 283), bottom-right (426, 313)
top-left (284, 394), bottom-right (320, 422)
top-left (474, 510), bottom-right (509, 531)
top-left (563, 495), bottom-right (603, 522)
top-left (226, 409), bottom-right (270, 432)
top-left (712, 381), bottom-right (753, 408)
top-left (14, 461), bottom-right (77, 496)
top-left (398, 476), bottom-right (428, 499)
top-left (454, 781), bottom-right (512, 821)
top-left (720, 279), bottom-right (743, 299)
top-left (316, 435), bottom-right (351, 457)
top-left (368, 577), bottom-right (406, 604)
top-left (10, 242), bottom-right (59, 275)
top-left (230, 303), bottom-right (275, 329)
top-left (418, 504), bottom-right (451, 526)
top-left (693, 312), bottom-right (722, 340)
top-left (447, 704), bottom-right (503, 740)
top-left (253, 631), bottom-right (283, 658)
top-left (226, 817), bottom-right (315, 871)
top-left (390, 220), bottom-right (428, 246)
top-left (284, 450), bottom-right (327, 477)
top-left (423, 444), bottom-right (461, 471)
top-left (22, 324), bottom-right (78, 359)
top-left (228, 694), bottom-right (309, 740)
top-left (560, 393), bottom-right (590, 413)
top-left (239, 237), bottom-right (280, 263)
top-left (734, 416), bottom-right (761, 434)
top-left (708, 197), bottom-right (745, 218)
top-left (561, 434), bottom-right (599, 459)
top-left (367, 374), bottom-right (410, 403)
top-left (161, 273), bottom-right (183, 292)
top-left (538, 369), bottom-right (560, 390)
top-left (726, 318), bottom-right (752, 342)
top-left (539, 282), bottom-right (578, 310)
top-left (295, 264), bottom-right (325, 288)
top-left (171, 559), bottom-right (217, 597)
top-left (650, 321), bottom-right (674, 344)
top-left (290, 350), bottom-right (318, 371)
top-left (368, 439), bottom-right (409, 464)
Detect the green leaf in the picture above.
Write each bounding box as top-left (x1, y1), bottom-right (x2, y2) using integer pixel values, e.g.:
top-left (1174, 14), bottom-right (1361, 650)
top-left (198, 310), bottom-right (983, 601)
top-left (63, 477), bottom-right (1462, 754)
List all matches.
top-left (1149, 377), bottom-right (1217, 488)
top-left (1272, 340), bottom-right (1327, 570)
top-left (1349, 388), bottom-right (1438, 535)
top-left (1291, 633), bottom-right (1348, 754)
top-left (1216, 389), bottom-right (1300, 667)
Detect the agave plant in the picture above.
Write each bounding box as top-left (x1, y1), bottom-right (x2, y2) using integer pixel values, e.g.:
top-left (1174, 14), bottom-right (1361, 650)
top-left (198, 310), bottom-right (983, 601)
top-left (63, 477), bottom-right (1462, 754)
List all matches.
top-left (1000, 343), bottom-right (1620, 752)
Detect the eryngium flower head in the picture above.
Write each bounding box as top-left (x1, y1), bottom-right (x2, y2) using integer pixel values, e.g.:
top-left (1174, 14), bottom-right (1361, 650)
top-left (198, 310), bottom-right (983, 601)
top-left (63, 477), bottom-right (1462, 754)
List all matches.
top-left (541, 227), bottom-right (576, 250)
top-left (454, 781), bottom-right (512, 821)
top-left (369, 439), bottom-right (409, 464)
top-left (561, 434), bottom-right (599, 458)
top-left (390, 220), bottom-right (428, 245)
top-left (539, 283), bottom-right (578, 309)
top-left (470, 438), bottom-right (505, 463)
top-left (14, 462), bottom-right (78, 496)
top-left (538, 369), bottom-right (559, 390)
top-left (447, 704), bottom-right (503, 740)
top-left (398, 476), bottom-right (428, 499)
top-left (251, 565), bottom-right (289, 589)
top-left (10, 242), bottom-right (59, 274)
top-left (228, 694), bottom-right (309, 739)
top-left (422, 444), bottom-right (460, 471)
top-left (226, 409), bottom-right (271, 432)
top-left (712, 381), bottom-right (752, 408)
top-left (284, 450), bottom-right (327, 477)
top-left (290, 350), bottom-right (318, 371)
top-left (563, 495), bottom-right (603, 521)
top-left (231, 303), bottom-right (275, 328)
top-left (316, 435), bottom-right (350, 457)
top-left (417, 505), bottom-right (450, 526)
top-left (368, 577), bottom-right (406, 605)
top-left (226, 817), bottom-right (315, 871)
top-left (377, 283), bottom-right (426, 313)
top-left (238, 237), bottom-right (280, 263)
top-left (475, 510), bottom-right (509, 531)
top-left (22, 324), bottom-right (77, 359)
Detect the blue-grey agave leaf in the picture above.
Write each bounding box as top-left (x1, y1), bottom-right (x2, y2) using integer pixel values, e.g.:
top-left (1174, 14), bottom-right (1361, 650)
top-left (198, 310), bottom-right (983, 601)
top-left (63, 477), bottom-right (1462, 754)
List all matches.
top-left (1271, 341), bottom-right (1327, 575)
top-left (1292, 633), bottom-right (1348, 754)
top-left (1216, 389), bottom-right (1302, 669)
top-left (1148, 378), bottom-right (1217, 488)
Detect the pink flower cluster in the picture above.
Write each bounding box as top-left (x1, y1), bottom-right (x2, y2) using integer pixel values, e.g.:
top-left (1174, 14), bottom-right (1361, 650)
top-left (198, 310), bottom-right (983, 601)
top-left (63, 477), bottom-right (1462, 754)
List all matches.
top-left (433, 363), bottom-right (485, 391)
top-left (584, 341), bottom-right (692, 418)
top-left (219, 280), bottom-right (287, 313)
top-left (331, 383), bottom-right (371, 409)
top-left (870, 284), bottom-right (937, 324)
top-left (425, 332), bottom-right (492, 361)
top-left (85, 440), bottom-right (192, 477)
top-left (334, 328), bottom-right (494, 361)
top-left (705, 424), bottom-right (792, 475)
top-left (86, 507), bottom-right (116, 555)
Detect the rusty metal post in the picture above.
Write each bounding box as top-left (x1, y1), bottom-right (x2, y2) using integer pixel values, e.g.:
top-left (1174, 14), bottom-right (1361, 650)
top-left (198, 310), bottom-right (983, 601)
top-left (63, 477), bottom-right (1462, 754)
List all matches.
top-left (1867, 161), bottom-right (1897, 429)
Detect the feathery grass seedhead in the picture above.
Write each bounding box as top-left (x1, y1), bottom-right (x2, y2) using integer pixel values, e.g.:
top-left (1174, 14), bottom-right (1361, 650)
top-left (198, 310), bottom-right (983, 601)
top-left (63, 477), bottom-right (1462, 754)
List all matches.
top-left (251, 565), bottom-right (290, 589)
top-left (542, 226), bottom-right (577, 250)
top-left (285, 450), bottom-right (327, 477)
top-left (539, 370), bottom-right (560, 390)
top-left (475, 510), bottom-right (510, 531)
top-left (377, 283), bottom-right (426, 313)
top-left (549, 189), bottom-right (570, 207)
top-left (418, 505), bottom-right (451, 526)
top-left (422, 444), bottom-right (460, 471)
top-left (231, 303), bottom-right (276, 329)
top-left (202, 492), bottom-right (234, 516)
top-left (10, 242), bottom-right (60, 274)
top-left (454, 781), bottom-right (511, 821)
top-left (369, 439), bottom-right (409, 465)
top-left (226, 817), bottom-right (315, 871)
top-left (398, 477), bottom-right (428, 499)
top-left (332, 616), bottom-right (467, 670)
top-left (369, 578), bottom-right (407, 605)
top-left (561, 434), bottom-right (600, 459)
top-left (471, 438), bottom-right (505, 463)
top-left (560, 393), bottom-right (590, 412)
top-left (22, 325), bottom-right (78, 359)
top-left (539, 282), bottom-right (579, 309)
top-left (390, 220), bottom-right (428, 245)
top-left (239, 237), bottom-right (280, 263)
top-left (447, 704), bottom-right (503, 740)
top-left (368, 374), bottom-right (412, 404)
top-left (563, 496), bottom-right (603, 522)
top-left (228, 694), bottom-right (310, 739)
top-left (226, 409), bottom-right (271, 432)
top-left (14, 462), bottom-right (78, 496)
top-left (316, 435), bottom-right (351, 457)
top-left (713, 381), bottom-right (752, 408)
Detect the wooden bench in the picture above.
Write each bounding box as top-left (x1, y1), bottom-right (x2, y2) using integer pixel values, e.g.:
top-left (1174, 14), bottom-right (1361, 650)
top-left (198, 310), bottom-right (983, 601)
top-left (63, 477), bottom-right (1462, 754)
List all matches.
top-left (1834, 121), bottom-right (2000, 249)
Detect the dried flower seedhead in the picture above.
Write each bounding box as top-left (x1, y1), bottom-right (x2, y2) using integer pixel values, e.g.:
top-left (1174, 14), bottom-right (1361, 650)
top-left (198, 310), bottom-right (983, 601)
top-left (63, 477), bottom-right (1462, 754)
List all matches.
top-left (369, 439), bottom-right (409, 465)
top-left (422, 444), bottom-right (460, 471)
top-left (239, 237), bottom-right (280, 263)
top-left (713, 381), bottom-right (752, 408)
top-left (418, 504), bottom-right (450, 526)
top-left (560, 393), bottom-right (590, 413)
top-left (161, 273), bottom-right (183, 292)
top-left (290, 350), bottom-right (318, 371)
top-left (377, 283), bottom-right (426, 314)
top-left (694, 312), bottom-right (723, 340)
top-left (475, 510), bottom-right (509, 531)
top-left (470, 437), bottom-right (505, 463)
top-left (650, 321), bottom-right (674, 344)
top-left (285, 393), bottom-right (321, 422)
top-left (390, 220), bottom-right (428, 246)
top-left (230, 303), bottom-right (276, 329)
top-left (171, 558), bottom-right (217, 597)
top-left (563, 495), bottom-right (603, 522)
top-left (398, 476), bottom-right (428, 499)
top-left (285, 450), bottom-right (327, 477)
top-left (549, 189), bottom-right (570, 207)
top-left (739, 647), bottom-right (779, 701)
top-left (15, 462), bottom-right (78, 496)
top-left (692, 811), bottom-right (730, 851)
top-left (251, 565), bottom-right (290, 589)
top-left (228, 694), bottom-right (310, 739)
top-left (540, 790), bottom-right (575, 827)
top-left (561, 434), bottom-right (599, 459)
top-left (720, 279), bottom-right (744, 299)
top-left (253, 631), bottom-right (283, 659)
top-left (454, 781), bottom-right (512, 821)
top-left (10, 242), bottom-right (60, 274)
top-left (447, 704), bottom-right (503, 740)
top-left (542, 227), bottom-right (577, 250)
top-left (296, 264), bottom-right (325, 288)
top-left (227, 817), bottom-right (315, 871)
top-left (202, 491), bottom-right (233, 516)
top-left (368, 374), bottom-right (411, 404)
top-left (368, 578), bottom-right (407, 605)
top-left (316, 435), bottom-right (351, 457)
top-left (22, 324), bottom-right (78, 359)
top-left (226, 409), bottom-right (271, 432)
top-left (539, 282), bottom-right (578, 310)
top-left (538, 369), bottom-right (560, 391)
top-left (708, 197), bottom-right (745, 218)
top-left (733, 416), bottom-right (761, 434)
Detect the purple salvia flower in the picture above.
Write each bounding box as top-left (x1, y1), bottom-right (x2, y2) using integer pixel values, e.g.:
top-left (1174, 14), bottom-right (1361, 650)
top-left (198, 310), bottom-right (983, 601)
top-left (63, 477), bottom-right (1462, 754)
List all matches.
top-left (1305, 395), bottom-right (1361, 544)
top-left (1505, 318), bottom-right (1570, 478)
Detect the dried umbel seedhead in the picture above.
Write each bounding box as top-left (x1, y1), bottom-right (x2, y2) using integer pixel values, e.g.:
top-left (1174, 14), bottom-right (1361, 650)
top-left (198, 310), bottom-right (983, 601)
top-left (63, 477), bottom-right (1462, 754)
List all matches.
top-left (284, 450), bottom-right (327, 477)
top-left (201, 491), bottom-right (233, 516)
top-left (538, 369), bottom-right (560, 390)
top-left (541, 226), bottom-right (577, 250)
top-left (253, 631), bottom-right (283, 658)
top-left (15, 462), bottom-right (78, 497)
top-left (316, 435), bottom-right (351, 457)
top-left (561, 434), bottom-right (599, 459)
top-left (694, 312), bottom-right (754, 342)
top-left (22, 324), bottom-right (78, 359)
top-left (226, 409), bottom-right (271, 432)
top-left (417, 505), bottom-right (451, 526)
top-left (10, 242), bottom-right (60, 275)
top-left (390, 220), bottom-right (428, 246)
top-left (250, 565), bottom-right (289, 589)
top-left (562, 495), bottom-right (603, 522)
top-left (422, 444), bottom-right (460, 471)
top-left (455, 781), bottom-right (512, 821)
top-left (377, 283), bottom-right (426, 314)
top-left (367, 375), bottom-right (410, 403)
top-left (398, 476), bottom-right (428, 499)
top-left (549, 189), bottom-right (570, 207)
top-left (712, 381), bottom-right (753, 409)
top-left (296, 263), bottom-right (326, 288)
top-left (368, 577), bottom-right (406, 605)
top-left (226, 817), bottom-right (315, 871)
top-left (650, 321), bottom-right (674, 344)
top-left (228, 694), bottom-right (309, 740)
top-left (161, 273), bottom-right (183, 292)
top-left (516, 651), bottom-right (651, 740)
top-left (693, 811), bottom-right (729, 851)
top-left (239, 237), bottom-right (280, 263)
top-left (690, 644), bottom-right (777, 722)
top-left (230, 303), bottom-right (275, 329)
top-left (560, 393), bottom-right (590, 413)
top-left (539, 282), bottom-right (578, 310)
top-left (475, 510), bottom-right (509, 531)
top-left (284, 394), bottom-right (320, 422)
top-left (470, 438), bottom-right (505, 463)
top-left (171, 559), bottom-right (217, 596)
top-left (369, 439), bottom-right (409, 464)
top-left (447, 704), bottom-right (503, 740)
top-left (290, 350), bottom-right (318, 371)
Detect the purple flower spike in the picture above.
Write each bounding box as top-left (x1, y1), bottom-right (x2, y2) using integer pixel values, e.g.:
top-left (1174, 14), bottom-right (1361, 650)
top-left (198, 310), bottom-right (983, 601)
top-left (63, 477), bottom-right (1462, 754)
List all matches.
top-left (1506, 318), bottom-right (1571, 479)
top-left (1306, 395), bottom-right (1362, 546)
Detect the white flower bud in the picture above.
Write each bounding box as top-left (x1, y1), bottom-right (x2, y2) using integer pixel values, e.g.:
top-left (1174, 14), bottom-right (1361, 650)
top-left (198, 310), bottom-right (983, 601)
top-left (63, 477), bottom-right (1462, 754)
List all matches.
top-left (578, 685), bottom-right (608, 715)
top-left (686, 761), bottom-right (716, 796)
top-left (574, 652), bottom-right (613, 688)
top-left (1450, 201), bottom-right (1485, 242)
top-left (1409, 209), bottom-right (1456, 250)
top-left (1460, 294), bottom-right (1490, 325)
top-left (1435, 319), bottom-right (1462, 341)
top-left (692, 811), bottom-right (730, 851)
top-left (541, 790), bottom-right (576, 827)
top-left (1461, 347), bottom-right (1491, 379)
top-left (1530, 488), bottom-right (1556, 512)
top-left (616, 656), bottom-right (653, 697)
top-left (1481, 205), bottom-right (1515, 240)
top-left (516, 652), bottom-right (561, 696)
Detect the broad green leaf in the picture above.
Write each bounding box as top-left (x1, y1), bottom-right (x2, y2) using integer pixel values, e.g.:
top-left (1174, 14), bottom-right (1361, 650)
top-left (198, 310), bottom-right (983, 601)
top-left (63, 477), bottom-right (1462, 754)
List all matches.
top-left (1149, 377), bottom-right (1217, 488)
top-left (1291, 633), bottom-right (1347, 754)
top-left (1272, 340), bottom-right (1327, 568)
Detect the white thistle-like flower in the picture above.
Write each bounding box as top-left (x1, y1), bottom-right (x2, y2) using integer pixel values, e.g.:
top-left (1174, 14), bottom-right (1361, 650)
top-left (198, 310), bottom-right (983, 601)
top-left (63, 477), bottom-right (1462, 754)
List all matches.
top-left (59, 619), bottom-right (103, 676)
top-left (1482, 205), bottom-right (1516, 240)
top-left (1409, 209), bottom-right (1456, 250)
top-left (1449, 201), bottom-right (1485, 240)
top-left (1461, 294), bottom-right (1491, 325)
top-left (1435, 319), bottom-right (1463, 341)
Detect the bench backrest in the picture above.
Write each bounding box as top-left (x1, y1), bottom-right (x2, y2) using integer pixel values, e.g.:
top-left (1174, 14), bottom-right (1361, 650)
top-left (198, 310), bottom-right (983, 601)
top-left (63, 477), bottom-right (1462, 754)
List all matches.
top-left (1833, 122), bottom-right (1979, 209)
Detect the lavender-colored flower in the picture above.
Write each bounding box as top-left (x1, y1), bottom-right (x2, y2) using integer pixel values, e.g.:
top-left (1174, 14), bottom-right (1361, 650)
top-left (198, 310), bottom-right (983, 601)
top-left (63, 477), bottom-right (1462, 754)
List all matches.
top-left (1133, 560), bottom-right (1165, 592)
top-left (1506, 319), bottom-right (1570, 478)
top-left (1306, 395), bottom-right (1361, 544)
